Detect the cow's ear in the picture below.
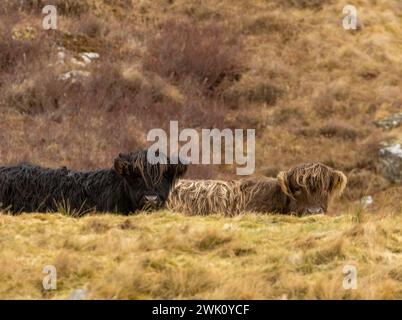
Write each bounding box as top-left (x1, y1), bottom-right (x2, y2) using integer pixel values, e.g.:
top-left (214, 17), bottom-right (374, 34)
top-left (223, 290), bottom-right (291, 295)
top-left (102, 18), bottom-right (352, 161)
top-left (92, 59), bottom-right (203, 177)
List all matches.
top-left (277, 171), bottom-right (295, 200)
top-left (330, 170), bottom-right (347, 198)
top-left (114, 157), bottom-right (131, 176)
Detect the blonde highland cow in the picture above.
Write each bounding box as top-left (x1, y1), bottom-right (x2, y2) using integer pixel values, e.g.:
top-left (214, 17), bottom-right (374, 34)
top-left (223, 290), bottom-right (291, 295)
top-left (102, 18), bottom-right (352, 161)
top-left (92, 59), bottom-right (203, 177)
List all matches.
top-left (167, 163), bottom-right (347, 216)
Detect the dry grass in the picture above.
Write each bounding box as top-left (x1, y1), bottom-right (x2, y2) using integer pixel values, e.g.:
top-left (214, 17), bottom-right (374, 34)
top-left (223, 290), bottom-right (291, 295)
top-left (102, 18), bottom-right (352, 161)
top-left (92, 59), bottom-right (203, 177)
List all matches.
top-left (1, 0), bottom-right (402, 300)
top-left (1, 210), bottom-right (402, 299)
top-left (144, 19), bottom-right (243, 93)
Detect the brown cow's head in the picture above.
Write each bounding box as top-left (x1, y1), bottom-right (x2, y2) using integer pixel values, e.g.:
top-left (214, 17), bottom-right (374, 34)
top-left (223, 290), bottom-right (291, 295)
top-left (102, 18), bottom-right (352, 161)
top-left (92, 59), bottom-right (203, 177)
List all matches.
top-left (277, 163), bottom-right (347, 215)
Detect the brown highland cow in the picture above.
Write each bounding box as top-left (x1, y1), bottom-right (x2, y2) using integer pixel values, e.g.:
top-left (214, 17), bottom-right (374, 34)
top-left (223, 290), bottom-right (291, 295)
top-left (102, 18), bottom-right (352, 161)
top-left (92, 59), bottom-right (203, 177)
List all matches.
top-left (167, 163), bottom-right (347, 216)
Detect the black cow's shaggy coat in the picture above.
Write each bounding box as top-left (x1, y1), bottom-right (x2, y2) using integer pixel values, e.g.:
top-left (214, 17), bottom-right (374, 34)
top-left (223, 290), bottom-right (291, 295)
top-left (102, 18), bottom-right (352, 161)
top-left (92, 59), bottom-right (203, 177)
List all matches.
top-left (0, 150), bottom-right (187, 214)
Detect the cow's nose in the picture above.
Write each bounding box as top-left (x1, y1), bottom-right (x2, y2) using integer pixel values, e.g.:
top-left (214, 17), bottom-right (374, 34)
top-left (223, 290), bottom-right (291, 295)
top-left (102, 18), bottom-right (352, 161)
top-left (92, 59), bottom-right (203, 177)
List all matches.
top-left (307, 207), bottom-right (324, 214)
top-left (145, 195), bottom-right (158, 204)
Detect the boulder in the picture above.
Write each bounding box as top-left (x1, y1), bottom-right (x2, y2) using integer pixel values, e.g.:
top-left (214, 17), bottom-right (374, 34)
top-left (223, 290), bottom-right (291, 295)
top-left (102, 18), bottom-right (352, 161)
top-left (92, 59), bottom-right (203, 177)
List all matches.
top-left (378, 143), bottom-right (402, 183)
top-left (59, 70), bottom-right (90, 82)
top-left (374, 113), bottom-right (402, 130)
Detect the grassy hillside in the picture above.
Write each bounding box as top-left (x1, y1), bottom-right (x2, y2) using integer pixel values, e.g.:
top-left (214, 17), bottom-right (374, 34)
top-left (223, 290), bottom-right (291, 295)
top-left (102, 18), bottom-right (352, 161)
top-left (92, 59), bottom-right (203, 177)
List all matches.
top-left (1, 211), bottom-right (402, 299)
top-left (0, 0), bottom-right (401, 194)
top-left (1, 0), bottom-right (402, 300)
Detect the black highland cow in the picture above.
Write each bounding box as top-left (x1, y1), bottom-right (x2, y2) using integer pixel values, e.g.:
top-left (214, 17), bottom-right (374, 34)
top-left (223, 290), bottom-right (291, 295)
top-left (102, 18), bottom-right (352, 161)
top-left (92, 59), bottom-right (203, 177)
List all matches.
top-left (0, 150), bottom-right (187, 215)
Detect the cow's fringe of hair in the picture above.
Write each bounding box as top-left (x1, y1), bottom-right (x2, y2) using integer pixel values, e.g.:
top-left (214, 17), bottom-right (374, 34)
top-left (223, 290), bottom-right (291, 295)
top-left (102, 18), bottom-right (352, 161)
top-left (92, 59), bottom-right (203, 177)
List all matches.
top-left (131, 151), bottom-right (185, 187)
top-left (131, 151), bottom-right (168, 186)
top-left (277, 163), bottom-right (347, 200)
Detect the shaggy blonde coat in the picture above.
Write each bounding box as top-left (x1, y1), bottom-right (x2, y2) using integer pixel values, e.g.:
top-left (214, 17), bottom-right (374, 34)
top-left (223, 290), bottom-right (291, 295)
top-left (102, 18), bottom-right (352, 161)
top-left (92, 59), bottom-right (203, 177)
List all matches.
top-left (167, 163), bottom-right (347, 216)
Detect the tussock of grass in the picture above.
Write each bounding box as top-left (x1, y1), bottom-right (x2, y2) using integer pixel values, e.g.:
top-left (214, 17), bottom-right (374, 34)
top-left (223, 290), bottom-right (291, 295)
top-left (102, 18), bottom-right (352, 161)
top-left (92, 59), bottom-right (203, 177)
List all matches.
top-left (1, 211), bottom-right (402, 299)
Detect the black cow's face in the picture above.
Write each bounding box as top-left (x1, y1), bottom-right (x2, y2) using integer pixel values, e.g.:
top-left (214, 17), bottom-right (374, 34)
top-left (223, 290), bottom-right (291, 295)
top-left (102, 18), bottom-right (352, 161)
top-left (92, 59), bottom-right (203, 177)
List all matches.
top-left (114, 151), bottom-right (187, 211)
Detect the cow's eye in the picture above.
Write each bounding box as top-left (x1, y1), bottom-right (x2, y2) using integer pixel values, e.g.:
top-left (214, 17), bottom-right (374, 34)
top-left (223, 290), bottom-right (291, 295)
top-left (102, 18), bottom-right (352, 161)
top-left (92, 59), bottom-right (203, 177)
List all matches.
top-left (292, 186), bottom-right (301, 193)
